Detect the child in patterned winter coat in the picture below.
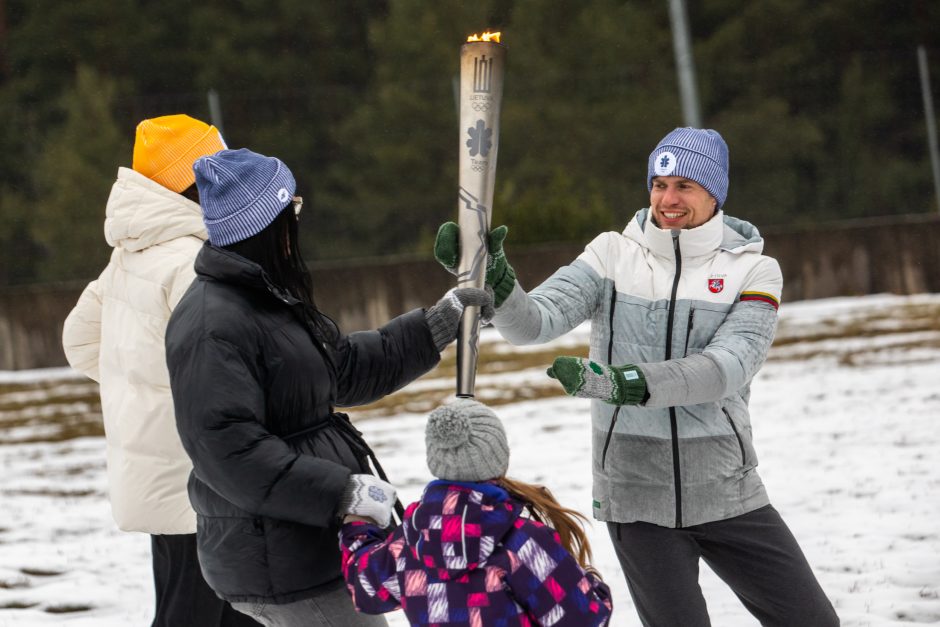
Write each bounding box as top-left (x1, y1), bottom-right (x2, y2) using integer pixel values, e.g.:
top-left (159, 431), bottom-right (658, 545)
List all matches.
top-left (339, 399), bottom-right (613, 626)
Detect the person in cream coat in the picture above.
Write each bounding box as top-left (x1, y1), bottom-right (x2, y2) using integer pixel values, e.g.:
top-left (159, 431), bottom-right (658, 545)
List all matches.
top-left (62, 115), bottom-right (257, 626)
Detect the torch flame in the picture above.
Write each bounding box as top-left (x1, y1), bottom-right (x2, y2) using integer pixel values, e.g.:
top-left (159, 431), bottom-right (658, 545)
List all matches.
top-left (466, 31), bottom-right (501, 43)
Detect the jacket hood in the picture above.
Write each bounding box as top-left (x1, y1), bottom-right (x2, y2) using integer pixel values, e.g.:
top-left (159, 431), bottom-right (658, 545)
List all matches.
top-left (403, 481), bottom-right (523, 579)
top-left (625, 208), bottom-right (765, 257)
top-left (104, 167), bottom-right (207, 252)
top-left (719, 213), bottom-right (765, 253)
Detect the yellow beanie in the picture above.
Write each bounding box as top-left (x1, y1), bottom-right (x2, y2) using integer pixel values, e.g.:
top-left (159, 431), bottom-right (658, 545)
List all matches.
top-left (133, 114), bottom-right (226, 193)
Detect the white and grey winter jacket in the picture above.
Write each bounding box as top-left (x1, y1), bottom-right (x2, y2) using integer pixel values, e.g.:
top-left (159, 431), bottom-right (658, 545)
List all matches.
top-left (62, 167), bottom-right (206, 535)
top-left (493, 209), bottom-right (782, 528)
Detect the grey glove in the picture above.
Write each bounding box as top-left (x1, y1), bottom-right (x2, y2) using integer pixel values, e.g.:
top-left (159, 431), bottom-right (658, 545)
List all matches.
top-left (337, 474), bottom-right (397, 528)
top-left (425, 287), bottom-right (494, 352)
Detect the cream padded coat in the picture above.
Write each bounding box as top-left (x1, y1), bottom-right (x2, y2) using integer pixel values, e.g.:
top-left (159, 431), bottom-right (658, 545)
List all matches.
top-left (62, 167), bottom-right (206, 534)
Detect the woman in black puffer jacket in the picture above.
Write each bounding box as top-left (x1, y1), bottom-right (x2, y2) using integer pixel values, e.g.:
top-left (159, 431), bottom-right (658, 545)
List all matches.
top-left (165, 149), bottom-right (491, 626)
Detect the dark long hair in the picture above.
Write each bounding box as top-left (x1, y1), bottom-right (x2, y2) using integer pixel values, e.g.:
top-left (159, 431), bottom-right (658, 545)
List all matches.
top-left (180, 183), bottom-right (200, 204)
top-left (223, 204), bottom-right (338, 343)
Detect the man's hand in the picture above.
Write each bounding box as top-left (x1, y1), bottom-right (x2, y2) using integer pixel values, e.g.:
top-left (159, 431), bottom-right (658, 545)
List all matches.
top-left (546, 356), bottom-right (647, 405)
top-left (433, 222), bottom-right (516, 308)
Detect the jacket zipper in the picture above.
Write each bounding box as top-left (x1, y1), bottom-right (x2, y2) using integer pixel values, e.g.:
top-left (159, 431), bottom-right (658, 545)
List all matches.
top-left (666, 231), bottom-right (683, 528)
top-left (460, 504), bottom-right (469, 562)
top-left (722, 407), bottom-right (747, 466)
top-left (601, 285), bottom-right (620, 469)
top-left (287, 299), bottom-right (338, 390)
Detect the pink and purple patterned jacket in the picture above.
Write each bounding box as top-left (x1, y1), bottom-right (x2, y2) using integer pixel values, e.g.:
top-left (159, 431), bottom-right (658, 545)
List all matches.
top-left (339, 480), bottom-right (612, 626)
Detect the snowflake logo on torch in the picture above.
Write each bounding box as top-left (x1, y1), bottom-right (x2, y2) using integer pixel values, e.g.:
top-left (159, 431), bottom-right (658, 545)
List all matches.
top-left (466, 119), bottom-right (493, 157)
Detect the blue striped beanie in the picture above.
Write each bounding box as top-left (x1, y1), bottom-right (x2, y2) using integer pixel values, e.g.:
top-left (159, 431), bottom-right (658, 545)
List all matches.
top-left (193, 148), bottom-right (296, 246)
top-left (647, 127), bottom-right (729, 209)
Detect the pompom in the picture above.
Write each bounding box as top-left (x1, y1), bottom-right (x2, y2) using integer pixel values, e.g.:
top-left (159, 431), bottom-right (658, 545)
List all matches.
top-left (425, 399), bottom-right (509, 482)
top-left (427, 403), bottom-right (472, 449)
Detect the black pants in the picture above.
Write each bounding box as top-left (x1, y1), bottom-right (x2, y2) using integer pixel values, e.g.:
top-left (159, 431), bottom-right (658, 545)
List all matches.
top-left (151, 533), bottom-right (261, 627)
top-left (607, 505), bottom-right (839, 627)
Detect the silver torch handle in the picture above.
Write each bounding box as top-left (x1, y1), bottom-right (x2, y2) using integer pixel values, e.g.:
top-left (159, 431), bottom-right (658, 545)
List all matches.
top-left (456, 39), bottom-right (506, 398)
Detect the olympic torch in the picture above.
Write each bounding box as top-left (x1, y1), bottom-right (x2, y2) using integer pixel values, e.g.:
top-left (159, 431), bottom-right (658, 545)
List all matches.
top-left (455, 31), bottom-right (506, 398)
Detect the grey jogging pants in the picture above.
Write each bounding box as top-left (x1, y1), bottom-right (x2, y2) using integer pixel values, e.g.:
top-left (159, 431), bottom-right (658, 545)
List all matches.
top-left (230, 578), bottom-right (387, 627)
top-left (607, 504), bottom-right (839, 627)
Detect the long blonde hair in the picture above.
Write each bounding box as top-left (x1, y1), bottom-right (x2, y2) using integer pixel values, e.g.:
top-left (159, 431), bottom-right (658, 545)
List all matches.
top-left (496, 476), bottom-right (595, 571)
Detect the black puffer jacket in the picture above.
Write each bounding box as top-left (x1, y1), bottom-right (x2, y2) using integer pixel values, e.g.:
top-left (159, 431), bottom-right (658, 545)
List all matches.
top-left (165, 243), bottom-right (440, 604)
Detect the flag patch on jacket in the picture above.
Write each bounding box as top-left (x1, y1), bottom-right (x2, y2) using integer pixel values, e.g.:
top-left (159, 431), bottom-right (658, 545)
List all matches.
top-left (740, 291), bottom-right (780, 310)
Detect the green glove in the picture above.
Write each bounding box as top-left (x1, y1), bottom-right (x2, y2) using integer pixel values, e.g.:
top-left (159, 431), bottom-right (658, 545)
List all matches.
top-left (433, 221), bottom-right (516, 308)
top-left (546, 356), bottom-right (647, 405)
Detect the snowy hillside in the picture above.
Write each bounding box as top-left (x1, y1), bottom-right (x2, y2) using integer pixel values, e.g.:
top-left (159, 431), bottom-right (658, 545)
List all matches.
top-left (1, 293), bottom-right (938, 626)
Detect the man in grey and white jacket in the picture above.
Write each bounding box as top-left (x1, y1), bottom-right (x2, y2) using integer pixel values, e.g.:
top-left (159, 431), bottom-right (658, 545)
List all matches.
top-left (434, 127), bottom-right (839, 626)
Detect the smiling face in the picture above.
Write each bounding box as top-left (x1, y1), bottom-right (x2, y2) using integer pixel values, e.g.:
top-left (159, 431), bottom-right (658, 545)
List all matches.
top-left (649, 176), bottom-right (718, 230)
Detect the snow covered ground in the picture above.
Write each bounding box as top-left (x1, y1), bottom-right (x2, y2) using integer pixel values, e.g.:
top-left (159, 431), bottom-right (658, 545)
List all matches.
top-left (1, 293), bottom-right (938, 626)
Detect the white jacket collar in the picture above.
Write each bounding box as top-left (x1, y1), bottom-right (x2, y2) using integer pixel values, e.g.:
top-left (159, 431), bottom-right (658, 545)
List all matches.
top-left (626, 208), bottom-right (725, 261)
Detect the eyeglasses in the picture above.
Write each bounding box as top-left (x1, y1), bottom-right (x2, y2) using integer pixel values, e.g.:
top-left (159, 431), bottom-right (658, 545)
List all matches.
top-left (292, 196), bottom-right (303, 216)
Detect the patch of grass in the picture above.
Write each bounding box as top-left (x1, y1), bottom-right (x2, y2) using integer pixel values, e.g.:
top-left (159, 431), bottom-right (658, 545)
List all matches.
top-left (19, 567), bottom-right (65, 577)
top-left (0, 379), bottom-right (99, 404)
top-left (0, 391), bottom-right (101, 414)
top-left (45, 604), bottom-right (94, 614)
top-left (350, 381), bottom-right (568, 421)
top-left (2, 299), bottom-right (938, 433)
top-left (773, 302), bottom-right (940, 347)
top-left (0, 413), bottom-right (104, 445)
top-left (768, 336), bottom-right (940, 367)
top-left (0, 601), bottom-right (39, 609)
top-left (6, 488), bottom-right (98, 498)
top-left (346, 343), bottom-right (581, 420)
top-left (837, 338), bottom-right (940, 367)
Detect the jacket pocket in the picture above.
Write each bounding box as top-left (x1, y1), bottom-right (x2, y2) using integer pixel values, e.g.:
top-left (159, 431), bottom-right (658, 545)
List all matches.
top-left (608, 295), bottom-right (669, 359)
top-left (722, 407), bottom-right (747, 467)
top-left (682, 307), bottom-right (695, 356)
top-left (196, 514), bottom-right (271, 598)
top-left (684, 302), bottom-right (731, 354)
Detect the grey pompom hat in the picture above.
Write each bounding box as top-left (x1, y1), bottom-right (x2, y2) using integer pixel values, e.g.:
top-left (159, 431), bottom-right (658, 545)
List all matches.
top-left (425, 399), bottom-right (510, 482)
